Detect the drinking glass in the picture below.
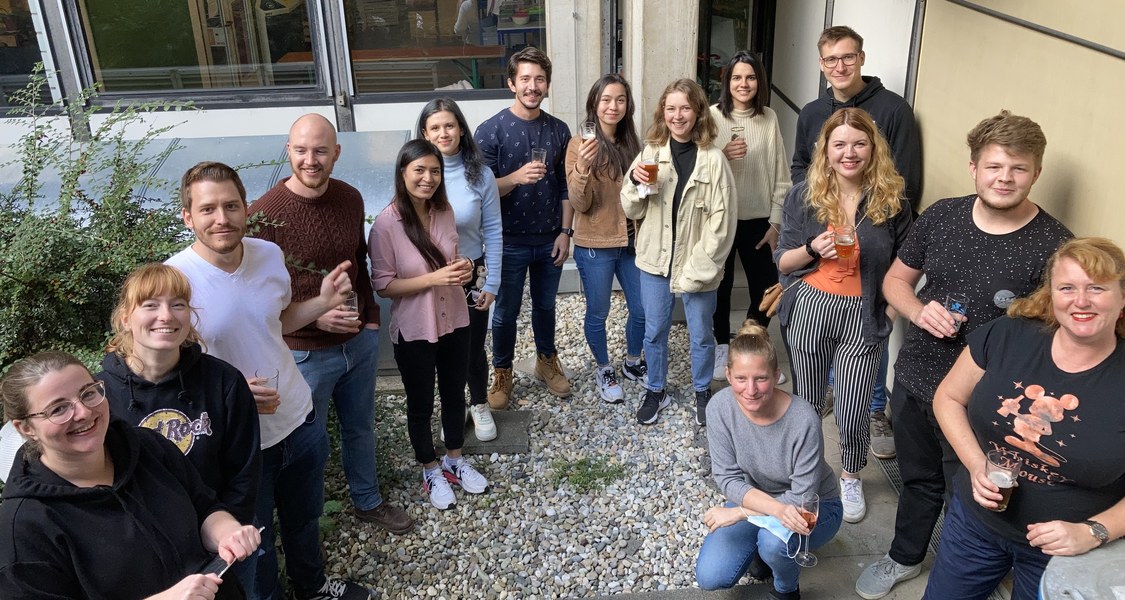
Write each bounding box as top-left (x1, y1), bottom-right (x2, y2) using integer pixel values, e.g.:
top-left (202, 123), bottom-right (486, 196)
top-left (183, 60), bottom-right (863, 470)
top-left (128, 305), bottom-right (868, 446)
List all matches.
top-left (794, 492), bottom-right (820, 567)
top-left (580, 121), bottom-right (597, 140)
top-left (531, 148), bottom-right (548, 164)
top-left (832, 225), bottom-right (856, 259)
top-left (341, 291), bottom-right (359, 320)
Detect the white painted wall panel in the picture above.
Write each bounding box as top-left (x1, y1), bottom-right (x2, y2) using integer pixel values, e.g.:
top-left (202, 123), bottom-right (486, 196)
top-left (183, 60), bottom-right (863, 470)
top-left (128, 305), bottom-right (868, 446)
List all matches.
top-left (770, 0), bottom-right (827, 147)
top-left (832, 0), bottom-right (916, 98)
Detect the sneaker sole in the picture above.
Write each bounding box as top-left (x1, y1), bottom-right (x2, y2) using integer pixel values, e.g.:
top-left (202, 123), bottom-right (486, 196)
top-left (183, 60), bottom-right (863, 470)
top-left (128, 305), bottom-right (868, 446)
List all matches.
top-left (854, 567), bottom-right (921, 599)
top-left (637, 396), bottom-right (672, 425)
top-left (600, 388), bottom-right (625, 404)
top-left (870, 449), bottom-right (897, 460)
top-left (843, 507), bottom-right (867, 523)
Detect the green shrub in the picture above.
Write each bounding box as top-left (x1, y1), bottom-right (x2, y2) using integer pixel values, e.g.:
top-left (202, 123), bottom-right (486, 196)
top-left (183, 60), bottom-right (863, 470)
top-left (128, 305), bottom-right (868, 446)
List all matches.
top-left (0, 65), bottom-right (193, 372)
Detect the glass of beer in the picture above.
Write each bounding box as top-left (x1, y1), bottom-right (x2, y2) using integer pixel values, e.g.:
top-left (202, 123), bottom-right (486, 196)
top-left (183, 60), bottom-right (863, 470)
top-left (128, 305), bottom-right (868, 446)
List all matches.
top-left (794, 492), bottom-right (820, 567)
top-left (832, 225), bottom-right (856, 259)
top-left (986, 450), bottom-right (1020, 512)
top-left (641, 158), bottom-right (660, 193)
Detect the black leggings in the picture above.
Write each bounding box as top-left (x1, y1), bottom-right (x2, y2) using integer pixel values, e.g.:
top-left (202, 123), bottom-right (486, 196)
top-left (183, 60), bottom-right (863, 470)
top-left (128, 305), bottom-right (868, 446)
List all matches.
top-left (393, 327), bottom-right (470, 465)
top-left (713, 218), bottom-right (779, 340)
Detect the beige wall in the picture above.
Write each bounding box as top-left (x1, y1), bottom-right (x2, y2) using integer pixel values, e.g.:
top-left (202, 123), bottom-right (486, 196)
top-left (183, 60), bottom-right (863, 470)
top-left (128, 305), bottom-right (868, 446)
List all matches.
top-left (621, 1), bottom-right (698, 134)
top-left (914, 0), bottom-right (1125, 239)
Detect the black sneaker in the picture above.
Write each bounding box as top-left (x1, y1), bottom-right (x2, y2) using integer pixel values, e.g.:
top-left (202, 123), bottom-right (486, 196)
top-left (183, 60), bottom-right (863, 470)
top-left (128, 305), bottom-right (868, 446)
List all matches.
top-left (622, 359), bottom-right (648, 383)
top-left (695, 388), bottom-right (712, 426)
top-left (636, 389), bottom-right (670, 425)
top-left (303, 577), bottom-right (372, 600)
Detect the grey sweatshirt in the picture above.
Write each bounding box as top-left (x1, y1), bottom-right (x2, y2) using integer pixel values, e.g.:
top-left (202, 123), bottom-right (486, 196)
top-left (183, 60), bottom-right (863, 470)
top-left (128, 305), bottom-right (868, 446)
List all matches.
top-left (706, 387), bottom-right (839, 507)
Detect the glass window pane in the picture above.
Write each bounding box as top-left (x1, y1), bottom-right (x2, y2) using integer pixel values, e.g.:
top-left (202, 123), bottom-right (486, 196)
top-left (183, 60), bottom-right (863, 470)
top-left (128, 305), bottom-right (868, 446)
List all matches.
top-left (342, 0), bottom-right (546, 94)
top-left (1, 0), bottom-right (52, 106)
top-left (75, 0), bottom-right (317, 93)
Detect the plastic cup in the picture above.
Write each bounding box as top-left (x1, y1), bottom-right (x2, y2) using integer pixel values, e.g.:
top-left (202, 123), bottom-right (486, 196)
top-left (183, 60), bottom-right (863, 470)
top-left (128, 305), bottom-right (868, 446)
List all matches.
top-left (945, 293), bottom-right (969, 332)
top-left (986, 450), bottom-right (1020, 511)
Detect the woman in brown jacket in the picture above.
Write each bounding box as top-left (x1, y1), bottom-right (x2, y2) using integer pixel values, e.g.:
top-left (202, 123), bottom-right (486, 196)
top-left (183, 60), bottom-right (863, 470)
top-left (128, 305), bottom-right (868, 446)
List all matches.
top-left (565, 74), bottom-right (646, 404)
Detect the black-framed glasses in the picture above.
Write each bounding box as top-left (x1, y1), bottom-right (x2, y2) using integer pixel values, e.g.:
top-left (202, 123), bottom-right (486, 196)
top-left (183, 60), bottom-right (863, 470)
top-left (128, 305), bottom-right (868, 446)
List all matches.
top-left (20, 381), bottom-right (106, 425)
top-left (820, 53), bottom-right (859, 69)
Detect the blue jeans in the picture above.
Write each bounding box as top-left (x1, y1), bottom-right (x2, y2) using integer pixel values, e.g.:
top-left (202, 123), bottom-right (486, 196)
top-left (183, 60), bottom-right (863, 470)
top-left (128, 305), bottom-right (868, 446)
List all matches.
top-left (639, 270), bottom-right (717, 393)
top-left (924, 494), bottom-right (1050, 600)
top-left (292, 327), bottom-right (382, 512)
top-left (574, 245), bottom-right (645, 365)
top-left (696, 498), bottom-right (843, 594)
top-left (870, 344), bottom-right (889, 413)
top-left (255, 414), bottom-right (329, 600)
top-left (492, 241), bottom-right (563, 367)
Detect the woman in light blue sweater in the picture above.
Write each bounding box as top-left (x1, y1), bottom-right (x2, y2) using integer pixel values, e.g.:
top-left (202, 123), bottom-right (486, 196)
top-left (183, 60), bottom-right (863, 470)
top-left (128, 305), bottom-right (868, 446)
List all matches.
top-left (696, 319), bottom-right (843, 600)
top-left (417, 98), bottom-right (503, 441)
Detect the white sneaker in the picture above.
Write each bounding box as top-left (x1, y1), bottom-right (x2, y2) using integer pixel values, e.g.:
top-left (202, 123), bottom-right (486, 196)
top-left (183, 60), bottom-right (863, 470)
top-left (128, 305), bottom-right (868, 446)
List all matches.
top-left (469, 403), bottom-right (497, 441)
top-left (596, 365), bottom-right (625, 404)
top-left (443, 456), bottom-right (489, 494)
top-left (423, 467), bottom-right (456, 510)
top-left (713, 344), bottom-right (729, 380)
top-left (841, 477), bottom-right (867, 523)
top-left (777, 371), bottom-right (788, 385)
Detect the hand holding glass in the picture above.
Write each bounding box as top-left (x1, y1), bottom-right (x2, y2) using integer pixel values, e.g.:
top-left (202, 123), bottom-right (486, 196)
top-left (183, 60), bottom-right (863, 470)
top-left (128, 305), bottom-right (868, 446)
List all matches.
top-left (985, 450), bottom-right (1020, 512)
top-left (793, 492), bottom-right (820, 567)
top-left (944, 293), bottom-right (969, 333)
top-left (341, 291), bottom-right (359, 321)
top-left (832, 225), bottom-right (856, 259)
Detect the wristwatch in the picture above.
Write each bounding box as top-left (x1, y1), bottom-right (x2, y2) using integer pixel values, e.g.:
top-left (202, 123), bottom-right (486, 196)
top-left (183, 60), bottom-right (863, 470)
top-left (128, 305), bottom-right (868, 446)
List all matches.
top-left (561, 228), bottom-right (574, 237)
top-left (805, 235), bottom-right (819, 258)
top-left (1084, 520), bottom-right (1110, 547)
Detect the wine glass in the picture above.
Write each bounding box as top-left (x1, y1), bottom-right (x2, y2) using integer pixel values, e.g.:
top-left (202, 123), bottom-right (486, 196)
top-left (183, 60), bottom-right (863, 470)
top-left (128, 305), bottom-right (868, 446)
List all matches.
top-left (794, 492), bottom-right (820, 567)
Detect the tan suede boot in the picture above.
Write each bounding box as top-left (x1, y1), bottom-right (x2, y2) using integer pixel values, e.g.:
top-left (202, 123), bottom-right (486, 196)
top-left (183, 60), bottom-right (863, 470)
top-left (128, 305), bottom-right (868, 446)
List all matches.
top-left (534, 353), bottom-right (571, 398)
top-left (487, 367), bottom-right (513, 410)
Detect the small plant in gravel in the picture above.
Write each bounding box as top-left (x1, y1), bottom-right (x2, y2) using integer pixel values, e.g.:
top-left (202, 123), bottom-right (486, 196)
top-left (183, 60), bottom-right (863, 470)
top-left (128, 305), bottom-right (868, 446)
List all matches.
top-left (550, 456), bottom-right (625, 494)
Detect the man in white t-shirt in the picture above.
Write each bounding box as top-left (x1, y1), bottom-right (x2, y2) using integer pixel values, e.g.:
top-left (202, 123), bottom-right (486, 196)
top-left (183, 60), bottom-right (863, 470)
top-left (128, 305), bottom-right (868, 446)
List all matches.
top-left (167, 161), bottom-right (373, 600)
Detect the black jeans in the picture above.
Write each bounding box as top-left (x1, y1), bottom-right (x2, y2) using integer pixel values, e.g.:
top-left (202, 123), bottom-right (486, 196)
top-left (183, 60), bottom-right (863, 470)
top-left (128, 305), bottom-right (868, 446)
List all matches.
top-left (888, 378), bottom-right (962, 566)
top-left (393, 327), bottom-right (470, 465)
top-left (462, 255), bottom-right (490, 405)
top-left (714, 218), bottom-right (778, 340)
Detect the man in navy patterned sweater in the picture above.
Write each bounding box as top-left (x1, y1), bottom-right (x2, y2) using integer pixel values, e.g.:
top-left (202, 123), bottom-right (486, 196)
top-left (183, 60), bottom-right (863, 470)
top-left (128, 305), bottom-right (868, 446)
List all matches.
top-left (474, 46), bottom-right (574, 408)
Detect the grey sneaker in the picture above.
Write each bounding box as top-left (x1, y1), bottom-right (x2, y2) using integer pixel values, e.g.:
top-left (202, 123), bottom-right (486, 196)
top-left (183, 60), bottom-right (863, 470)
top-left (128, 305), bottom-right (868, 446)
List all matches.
top-left (869, 410), bottom-right (896, 459)
top-left (855, 554), bottom-right (922, 599)
top-left (840, 477), bottom-right (866, 523)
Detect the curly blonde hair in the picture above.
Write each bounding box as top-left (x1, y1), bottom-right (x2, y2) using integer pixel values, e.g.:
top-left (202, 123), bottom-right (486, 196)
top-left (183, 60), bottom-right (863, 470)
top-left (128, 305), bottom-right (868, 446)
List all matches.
top-left (805, 108), bottom-right (904, 226)
top-left (643, 79), bottom-right (718, 148)
top-left (1008, 237), bottom-right (1125, 339)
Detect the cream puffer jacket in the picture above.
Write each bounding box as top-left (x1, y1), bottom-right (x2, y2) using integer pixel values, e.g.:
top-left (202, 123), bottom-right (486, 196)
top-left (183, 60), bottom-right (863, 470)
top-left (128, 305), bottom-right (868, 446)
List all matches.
top-left (620, 141), bottom-right (737, 293)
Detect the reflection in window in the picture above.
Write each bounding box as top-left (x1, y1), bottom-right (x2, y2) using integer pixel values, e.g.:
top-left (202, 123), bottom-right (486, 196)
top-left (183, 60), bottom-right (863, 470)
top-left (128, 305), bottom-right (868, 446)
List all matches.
top-left (342, 0), bottom-right (545, 94)
top-left (1, 0), bottom-right (51, 106)
top-left (75, 0), bottom-right (316, 93)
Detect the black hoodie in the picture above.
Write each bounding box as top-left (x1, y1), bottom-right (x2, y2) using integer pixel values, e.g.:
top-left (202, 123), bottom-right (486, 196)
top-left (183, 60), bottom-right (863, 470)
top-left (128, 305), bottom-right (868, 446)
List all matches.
top-left (97, 343), bottom-right (261, 523)
top-left (790, 75), bottom-right (923, 211)
top-left (0, 420), bottom-right (241, 599)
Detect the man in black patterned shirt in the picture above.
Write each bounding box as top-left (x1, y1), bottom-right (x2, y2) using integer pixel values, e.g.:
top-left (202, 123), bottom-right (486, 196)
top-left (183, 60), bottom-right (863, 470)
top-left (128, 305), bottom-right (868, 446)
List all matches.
top-left (855, 111), bottom-right (1073, 599)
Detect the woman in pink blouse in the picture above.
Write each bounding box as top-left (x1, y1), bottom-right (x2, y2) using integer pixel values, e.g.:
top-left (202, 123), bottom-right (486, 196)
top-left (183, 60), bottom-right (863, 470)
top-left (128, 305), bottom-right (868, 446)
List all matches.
top-left (369, 140), bottom-right (490, 510)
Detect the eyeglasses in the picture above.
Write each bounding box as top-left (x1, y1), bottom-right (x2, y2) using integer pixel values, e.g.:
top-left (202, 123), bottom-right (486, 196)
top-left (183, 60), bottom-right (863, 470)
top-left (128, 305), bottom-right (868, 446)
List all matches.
top-left (20, 381), bottom-right (106, 425)
top-left (820, 53), bottom-right (859, 69)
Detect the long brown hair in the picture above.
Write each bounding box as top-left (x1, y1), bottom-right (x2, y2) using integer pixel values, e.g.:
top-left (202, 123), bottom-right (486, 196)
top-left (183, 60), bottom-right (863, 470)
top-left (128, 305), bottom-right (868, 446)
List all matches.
top-left (581, 74), bottom-right (641, 179)
top-left (393, 140), bottom-right (451, 272)
top-left (805, 108), bottom-right (903, 226)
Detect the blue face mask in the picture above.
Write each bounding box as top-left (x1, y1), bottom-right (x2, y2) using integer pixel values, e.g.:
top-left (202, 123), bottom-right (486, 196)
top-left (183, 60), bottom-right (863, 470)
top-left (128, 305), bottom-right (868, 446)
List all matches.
top-left (746, 514), bottom-right (795, 545)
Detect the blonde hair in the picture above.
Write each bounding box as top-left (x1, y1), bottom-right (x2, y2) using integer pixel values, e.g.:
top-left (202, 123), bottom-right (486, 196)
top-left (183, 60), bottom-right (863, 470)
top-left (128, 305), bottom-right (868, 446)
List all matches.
top-left (727, 319), bottom-right (779, 373)
top-left (106, 264), bottom-right (203, 362)
top-left (1008, 237), bottom-right (1125, 338)
top-left (644, 79), bottom-right (718, 148)
top-left (805, 108), bottom-right (904, 226)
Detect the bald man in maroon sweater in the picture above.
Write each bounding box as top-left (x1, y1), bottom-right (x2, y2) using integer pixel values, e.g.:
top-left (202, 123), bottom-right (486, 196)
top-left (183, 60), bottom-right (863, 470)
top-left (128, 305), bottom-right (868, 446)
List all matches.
top-left (251, 114), bottom-right (412, 534)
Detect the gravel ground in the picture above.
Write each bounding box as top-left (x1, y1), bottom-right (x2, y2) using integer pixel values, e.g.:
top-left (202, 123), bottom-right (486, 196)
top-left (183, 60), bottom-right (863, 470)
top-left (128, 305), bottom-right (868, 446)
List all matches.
top-left (320, 291), bottom-right (724, 599)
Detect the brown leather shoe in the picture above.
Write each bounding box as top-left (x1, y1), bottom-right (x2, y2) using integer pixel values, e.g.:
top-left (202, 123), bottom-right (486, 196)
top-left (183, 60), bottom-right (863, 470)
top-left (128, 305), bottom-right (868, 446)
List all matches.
top-left (352, 502), bottom-right (414, 535)
top-left (487, 367), bottom-right (513, 410)
top-left (535, 353), bottom-right (571, 398)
